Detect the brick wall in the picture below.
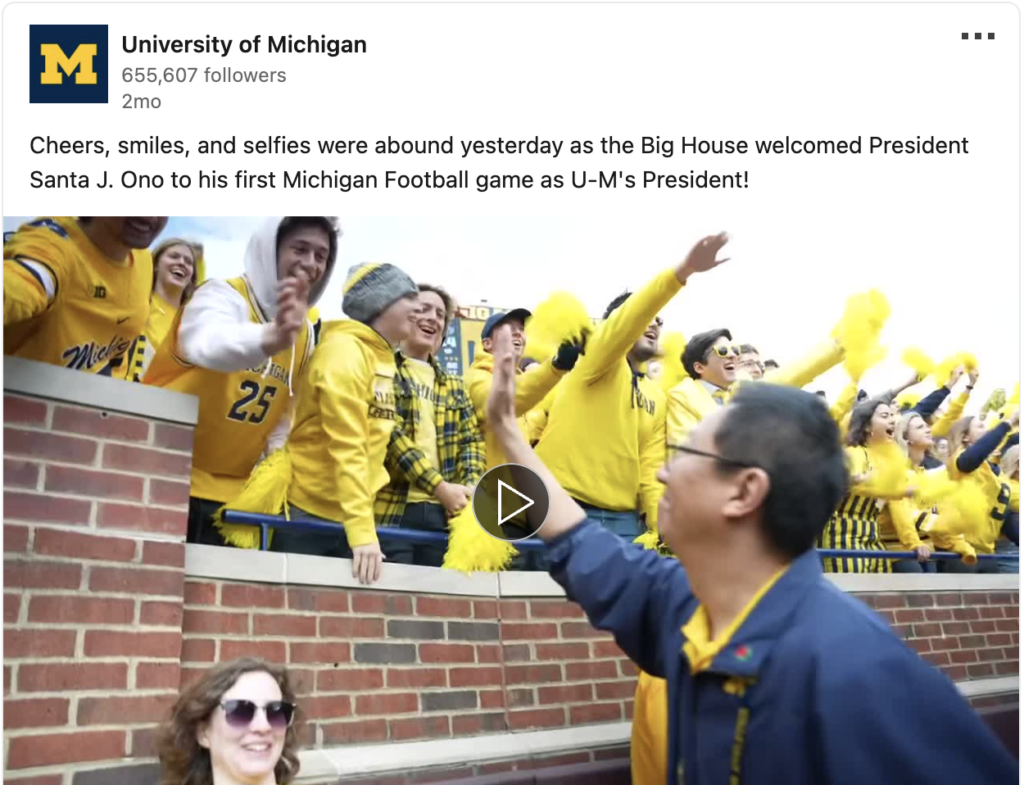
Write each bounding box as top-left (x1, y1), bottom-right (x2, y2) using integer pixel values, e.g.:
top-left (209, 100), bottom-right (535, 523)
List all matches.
top-left (3, 390), bottom-right (195, 784)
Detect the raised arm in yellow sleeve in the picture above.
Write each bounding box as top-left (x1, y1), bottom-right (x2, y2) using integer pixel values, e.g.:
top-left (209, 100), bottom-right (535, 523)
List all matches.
top-left (638, 390), bottom-right (668, 533)
top-left (4, 259), bottom-right (54, 325)
top-left (830, 381), bottom-right (859, 426)
top-left (931, 391), bottom-right (970, 439)
top-left (468, 354), bottom-right (563, 429)
top-left (886, 498), bottom-right (924, 549)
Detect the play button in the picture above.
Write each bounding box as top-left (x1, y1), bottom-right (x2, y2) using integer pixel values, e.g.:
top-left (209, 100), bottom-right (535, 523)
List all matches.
top-left (472, 464), bottom-right (550, 542)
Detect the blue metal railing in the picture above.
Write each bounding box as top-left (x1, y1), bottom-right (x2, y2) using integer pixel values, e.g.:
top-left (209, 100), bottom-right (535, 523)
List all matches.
top-left (221, 510), bottom-right (1016, 561)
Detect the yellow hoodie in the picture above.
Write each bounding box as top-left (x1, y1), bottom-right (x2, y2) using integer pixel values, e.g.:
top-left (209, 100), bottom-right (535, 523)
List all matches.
top-left (286, 321), bottom-right (399, 547)
top-left (535, 268), bottom-right (680, 529)
top-left (469, 353), bottom-right (565, 469)
top-left (667, 340), bottom-right (845, 449)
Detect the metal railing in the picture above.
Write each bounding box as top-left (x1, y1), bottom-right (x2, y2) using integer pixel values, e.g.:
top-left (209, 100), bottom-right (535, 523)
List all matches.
top-left (221, 511), bottom-right (1016, 561)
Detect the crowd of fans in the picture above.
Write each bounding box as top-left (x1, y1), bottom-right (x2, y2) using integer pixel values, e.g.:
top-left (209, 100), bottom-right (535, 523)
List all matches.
top-left (4, 216), bottom-right (1019, 585)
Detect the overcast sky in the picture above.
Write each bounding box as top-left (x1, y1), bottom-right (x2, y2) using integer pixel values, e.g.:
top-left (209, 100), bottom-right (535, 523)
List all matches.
top-left (4, 214), bottom-right (1019, 412)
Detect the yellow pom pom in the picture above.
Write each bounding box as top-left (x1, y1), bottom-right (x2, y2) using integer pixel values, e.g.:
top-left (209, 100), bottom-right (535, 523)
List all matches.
top-left (443, 506), bottom-right (518, 574)
top-left (936, 482), bottom-right (991, 543)
top-left (902, 348), bottom-right (935, 381)
top-left (214, 449), bottom-right (293, 549)
top-left (832, 289), bottom-right (891, 381)
top-left (633, 529), bottom-right (661, 551)
top-left (896, 390), bottom-right (922, 410)
top-left (914, 470), bottom-right (958, 507)
top-left (524, 292), bottom-right (592, 363)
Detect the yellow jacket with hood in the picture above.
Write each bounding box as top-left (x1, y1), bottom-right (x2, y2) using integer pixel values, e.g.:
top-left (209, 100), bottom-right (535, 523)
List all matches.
top-left (667, 339), bottom-right (845, 450)
top-left (469, 352), bottom-right (565, 469)
top-left (144, 217), bottom-right (332, 503)
top-left (286, 320), bottom-right (400, 548)
top-left (535, 268), bottom-right (679, 530)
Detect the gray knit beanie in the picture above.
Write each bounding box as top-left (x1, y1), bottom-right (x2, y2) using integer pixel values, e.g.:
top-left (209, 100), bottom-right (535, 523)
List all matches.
top-left (342, 263), bottom-right (418, 324)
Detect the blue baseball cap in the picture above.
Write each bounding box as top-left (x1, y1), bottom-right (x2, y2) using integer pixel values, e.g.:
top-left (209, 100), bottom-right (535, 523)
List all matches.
top-left (482, 308), bottom-right (532, 339)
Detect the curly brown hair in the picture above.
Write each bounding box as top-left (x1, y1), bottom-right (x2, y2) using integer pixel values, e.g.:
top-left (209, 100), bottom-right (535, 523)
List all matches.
top-left (157, 658), bottom-right (301, 785)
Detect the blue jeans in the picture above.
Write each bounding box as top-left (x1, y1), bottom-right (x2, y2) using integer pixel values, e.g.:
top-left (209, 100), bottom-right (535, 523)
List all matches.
top-left (576, 501), bottom-right (643, 541)
top-left (892, 557), bottom-right (938, 574)
top-left (382, 502), bottom-right (448, 567)
top-left (995, 539), bottom-right (1019, 574)
top-left (269, 505), bottom-right (352, 558)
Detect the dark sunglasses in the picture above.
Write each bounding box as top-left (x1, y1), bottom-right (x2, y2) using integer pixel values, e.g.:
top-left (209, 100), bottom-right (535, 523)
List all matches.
top-left (705, 344), bottom-right (742, 359)
top-left (220, 699), bottom-right (295, 729)
top-left (667, 444), bottom-right (764, 472)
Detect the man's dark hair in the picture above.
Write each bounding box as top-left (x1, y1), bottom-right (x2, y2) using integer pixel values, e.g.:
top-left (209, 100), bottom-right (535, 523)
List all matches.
top-left (683, 328), bottom-right (733, 379)
top-left (739, 343), bottom-right (758, 355)
top-left (417, 283), bottom-right (457, 332)
top-left (276, 217), bottom-right (338, 271)
top-left (846, 395), bottom-right (891, 447)
top-left (815, 390), bottom-right (828, 398)
top-left (856, 389), bottom-right (869, 402)
top-left (714, 384), bottom-right (846, 559)
top-left (603, 291), bottom-right (631, 320)
top-left (763, 359), bottom-right (779, 369)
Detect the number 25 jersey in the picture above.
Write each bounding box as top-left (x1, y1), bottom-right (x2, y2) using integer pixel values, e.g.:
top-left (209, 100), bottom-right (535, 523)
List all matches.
top-left (144, 276), bottom-right (312, 503)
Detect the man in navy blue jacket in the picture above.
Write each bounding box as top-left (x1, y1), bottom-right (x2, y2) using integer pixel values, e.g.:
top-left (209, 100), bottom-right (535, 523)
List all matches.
top-left (484, 323), bottom-right (1017, 785)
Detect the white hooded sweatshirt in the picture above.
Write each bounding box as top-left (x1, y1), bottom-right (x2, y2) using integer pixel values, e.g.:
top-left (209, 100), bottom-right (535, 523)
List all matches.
top-left (177, 216), bottom-right (337, 373)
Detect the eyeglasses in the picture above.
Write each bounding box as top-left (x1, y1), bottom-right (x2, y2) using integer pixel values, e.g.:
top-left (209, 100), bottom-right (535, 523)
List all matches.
top-left (220, 700), bottom-right (295, 729)
top-left (705, 344), bottom-right (742, 360)
top-left (667, 444), bottom-right (762, 471)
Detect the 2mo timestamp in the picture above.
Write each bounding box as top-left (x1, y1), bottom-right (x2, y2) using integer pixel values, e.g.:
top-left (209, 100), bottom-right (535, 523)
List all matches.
top-left (122, 94), bottom-right (161, 109)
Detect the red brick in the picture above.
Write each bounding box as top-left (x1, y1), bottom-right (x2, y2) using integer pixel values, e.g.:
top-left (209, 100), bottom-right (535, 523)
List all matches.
top-left (89, 565), bottom-right (183, 596)
top-left (949, 649), bottom-right (979, 664)
top-left (1002, 647), bottom-right (1019, 660)
top-left (132, 727), bottom-right (158, 758)
top-left (19, 662), bottom-right (127, 692)
top-left (221, 639), bottom-right (286, 662)
top-left (561, 622), bottom-right (606, 639)
top-left (536, 752), bottom-right (591, 768)
top-left (959, 635), bottom-right (985, 649)
top-left (943, 665), bottom-right (968, 681)
top-left (474, 600), bottom-right (498, 619)
top-left (179, 667), bottom-right (208, 690)
top-left (419, 643), bottom-right (475, 663)
top-left (480, 762), bottom-right (518, 775)
top-left (967, 663), bottom-right (996, 679)
top-left (78, 694), bottom-right (176, 725)
top-left (995, 619), bottom-right (1017, 632)
top-left (506, 664), bottom-right (562, 685)
top-left (416, 596), bottom-right (473, 618)
top-left (502, 622), bottom-right (558, 640)
top-left (452, 713), bottom-right (507, 736)
top-left (148, 479), bottom-right (191, 507)
top-left (988, 592), bottom-right (1014, 604)
top-left (595, 747), bottom-right (631, 761)
top-left (103, 443), bottom-right (190, 476)
top-left (29, 595), bottom-right (134, 625)
top-left (907, 638), bottom-right (931, 655)
top-left (4, 630), bottom-right (76, 659)
top-left (592, 640), bottom-right (626, 659)
top-left (539, 684), bottom-right (593, 704)
top-left (287, 587), bottom-right (349, 613)
top-left (301, 694), bottom-right (353, 720)
top-left (994, 660), bottom-right (1019, 675)
top-left (137, 662), bottom-right (181, 690)
top-left (621, 659), bottom-right (639, 677)
top-left (978, 606), bottom-right (1005, 620)
top-left (566, 661), bottom-right (619, 680)
top-left (52, 406), bottom-right (150, 442)
top-left (509, 688), bottom-right (536, 708)
top-left (571, 702), bottom-right (623, 724)
top-left (180, 638), bottom-right (216, 663)
top-left (84, 631), bottom-right (181, 658)
top-left (1004, 605), bottom-right (1019, 619)
top-left (355, 692), bottom-right (418, 715)
top-left (977, 647), bottom-right (1007, 662)
top-left (870, 594), bottom-right (906, 609)
top-left (536, 642), bottom-right (589, 660)
top-left (530, 600), bottom-right (584, 619)
top-left (97, 503), bottom-right (187, 536)
top-left (319, 617), bottom-right (385, 638)
top-left (4, 459), bottom-right (40, 489)
top-left (390, 715), bottom-right (451, 741)
top-left (924, 608), bottom-right (953, 622)
top-left (34, 528), bottom-right (136, 562)
top-left (322, 719), bottom-right (387, 744)
top-left (4, 559), bottom-right (82, 589)
top-left (143, 541), bottom-right (185, 568)
top-left (45, 465), bottom-right (144, 502)
top-left (4, 593), bottom-right (20, 623)
top-left (351, 593), bottom-right (413, 615)
top-left (970, 620), bottom-right (997, 634)
top-left (923, 651), bottom-right (950, 667)
top-left (223, 584), bottom-right (286, 609)
top-left (894, 609), bottom-right (924, 624)
top-left (4, 491), bottom-right (92, 525)
top-left (4, 396), bottom-right (48, 425)
top-left (480, 689), bottom-right (505, 709)
top-left (4, 428), bottom-right (96, 464)
top-left (906, 594), bottom-right (935, 608)
top-left (499, 600), bottom-right (528, 619)
top-left (387, 668), bottom-right (446, 688)
top-left (4, 666), bottom-right (10, 694)
top-left (937, 622), bottom-right (970, 636)
top-left (3, 697), bottom-right (69, 729)
top-left (935, 593), bottom-right (962, 606)
top-left (450, 667), bottom-right (503, 688)
top-left (477, 644), bottom-right (502, 664)
top-left (318, 668), bottom-right (384, 692)
top-left (952, 607), bottom-right (981, 621)
top-left (891, 624), bottom-right (911, 640)
top-left (911, 623), bottom-right (942, 638)
top-left (289, 641), bottom-right (351, 664)
top-left (153, 423), bottom-right (195, 452)
top-left (7, 729), bottom-right (125, 769)
top-left (931, 637), bottom-right (960, 651)
top-left (254, 613), bottom-right (316, 637)
top-left (987, 633), bottom-right (1013, 646)
top-left (597, 681), bottom-right (638, 700)
top-left (503, 644), bottom-right (531, 663)
top-left (184, 582), bottom-right (218, 605)
top-left (508, 708), bottom-right (566, 729)
top-left (4, 524), bottom-right (29, 552)
top-left (183, 610), bottom-right (248, 635)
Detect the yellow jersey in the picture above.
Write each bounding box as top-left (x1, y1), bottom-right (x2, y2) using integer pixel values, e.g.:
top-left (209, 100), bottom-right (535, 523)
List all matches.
top-left (144, 277), bottom-right (312, 503)
top-left (4, 217), bottom-right (152, 380)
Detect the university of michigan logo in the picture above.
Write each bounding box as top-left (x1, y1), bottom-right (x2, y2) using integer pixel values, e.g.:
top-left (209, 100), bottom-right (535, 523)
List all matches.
top-left (29, 25), bottom-right (108, 103)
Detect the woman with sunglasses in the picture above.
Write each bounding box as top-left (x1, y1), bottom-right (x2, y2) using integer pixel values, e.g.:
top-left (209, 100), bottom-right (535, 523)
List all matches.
top-left (158, 658), bottom-right (300, 785)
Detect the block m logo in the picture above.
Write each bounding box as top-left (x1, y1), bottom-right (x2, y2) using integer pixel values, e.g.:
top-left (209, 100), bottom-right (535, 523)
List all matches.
top-left (29, 25), bottom-right (108, 103)
top-left (40, 43), bottom-right (98, 85)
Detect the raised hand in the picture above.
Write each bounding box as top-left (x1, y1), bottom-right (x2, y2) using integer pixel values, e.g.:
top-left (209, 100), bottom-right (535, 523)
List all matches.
top-left (486, 324), bottom-right (519, 434)
top-left (261, 275), bottom-right (311, 355)
top-left (676, 232), bottom-right (730, 283)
